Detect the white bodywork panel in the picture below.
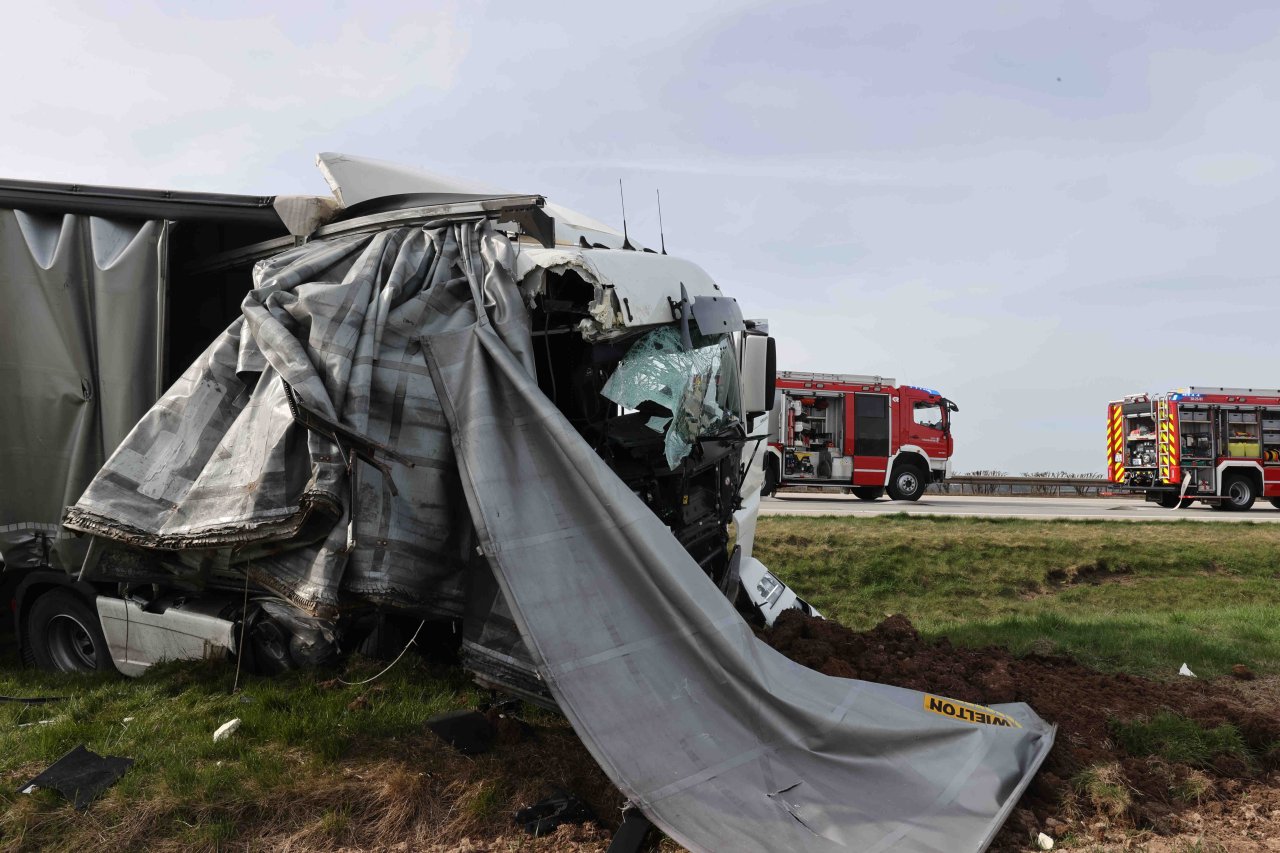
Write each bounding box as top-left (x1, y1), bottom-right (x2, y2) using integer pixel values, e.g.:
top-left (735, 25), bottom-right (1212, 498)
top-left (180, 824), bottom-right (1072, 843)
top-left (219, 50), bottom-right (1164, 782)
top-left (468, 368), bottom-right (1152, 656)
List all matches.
top-left (315, 152), bottom-right (627, 247)
top-left (515, 246), bottom-right (724, 337)
top-left (738, 556), bottom-right (817, 625)
top-left (96, 597), bottom-right (236, 677)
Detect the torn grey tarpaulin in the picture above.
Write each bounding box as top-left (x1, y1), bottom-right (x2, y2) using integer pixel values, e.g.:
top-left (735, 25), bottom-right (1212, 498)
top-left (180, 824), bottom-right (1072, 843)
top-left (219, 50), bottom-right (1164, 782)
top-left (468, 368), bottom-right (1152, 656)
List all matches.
top-left (63, 227), bottom-right (489, 618)
top-left (423, 260), bottom-right (1055, 851)
top-left (19, 745), bottom-right (133, 810)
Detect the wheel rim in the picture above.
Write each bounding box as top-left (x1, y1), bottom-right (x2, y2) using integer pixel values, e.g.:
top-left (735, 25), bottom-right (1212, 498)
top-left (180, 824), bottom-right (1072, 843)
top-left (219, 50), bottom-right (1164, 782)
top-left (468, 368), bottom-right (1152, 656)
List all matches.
top-left (47, 614), bottom-right (97, 670)
top-left (897, 472), bottom-right (919, 494)
top-left (1227, 481), bottom-right (1251, 506)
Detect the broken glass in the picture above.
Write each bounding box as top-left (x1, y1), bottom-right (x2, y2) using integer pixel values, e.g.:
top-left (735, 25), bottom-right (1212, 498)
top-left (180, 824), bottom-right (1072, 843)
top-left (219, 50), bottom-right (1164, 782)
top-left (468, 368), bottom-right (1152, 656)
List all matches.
top-left (601, 327), bottom-right (742, 469)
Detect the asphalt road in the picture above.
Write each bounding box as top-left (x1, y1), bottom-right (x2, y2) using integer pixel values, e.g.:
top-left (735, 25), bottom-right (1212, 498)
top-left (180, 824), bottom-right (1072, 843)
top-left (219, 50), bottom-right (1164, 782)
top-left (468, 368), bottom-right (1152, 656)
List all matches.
top-left (760, 493), bottom-right (1280, 522)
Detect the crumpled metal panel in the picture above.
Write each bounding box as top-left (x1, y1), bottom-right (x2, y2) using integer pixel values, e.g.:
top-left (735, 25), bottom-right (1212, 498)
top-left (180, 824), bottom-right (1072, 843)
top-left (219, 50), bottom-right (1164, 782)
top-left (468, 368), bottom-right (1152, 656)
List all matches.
top-left (0, 209), bottom-right (165, 569)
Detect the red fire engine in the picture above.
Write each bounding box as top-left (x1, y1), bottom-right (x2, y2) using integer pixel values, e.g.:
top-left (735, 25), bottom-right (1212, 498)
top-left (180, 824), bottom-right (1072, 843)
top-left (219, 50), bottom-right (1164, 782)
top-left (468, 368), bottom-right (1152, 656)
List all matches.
top-left (1107, 387), bottom-right (1280, 510)
top-left (764, 371), bottom-right (957, 500)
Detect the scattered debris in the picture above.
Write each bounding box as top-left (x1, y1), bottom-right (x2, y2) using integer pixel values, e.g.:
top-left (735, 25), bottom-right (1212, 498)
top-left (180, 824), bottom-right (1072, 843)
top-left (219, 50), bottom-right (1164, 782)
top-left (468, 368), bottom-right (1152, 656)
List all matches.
top-left (347, 694), bottom-right (370, 712)
top-left (1036, 830), bottom-right (1054, 849)
top-left (514, 789), bottom-right (597, 837)
top-left (213, 718), bottom-right (241, 742)
top-left (426, 709), bottom-right (495, 755)
top-left (17, 719), bottom-right (58, 729)
top-left (17, 745), bottom-right (133, 810)
top-left (1179, 663), bottom-right (1196, 677)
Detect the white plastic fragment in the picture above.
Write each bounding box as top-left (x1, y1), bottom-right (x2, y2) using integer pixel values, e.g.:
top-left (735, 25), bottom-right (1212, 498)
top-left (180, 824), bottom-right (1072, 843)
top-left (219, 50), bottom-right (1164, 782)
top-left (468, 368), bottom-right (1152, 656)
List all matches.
top-left (213, 718), bottom-right (241, 742)
top-left (1179, 663), bottom-right (1196, 678)
top-left (1037, 831), bottom-right (1054, 849)
top-left (122, 717), bottom-right (135, 724)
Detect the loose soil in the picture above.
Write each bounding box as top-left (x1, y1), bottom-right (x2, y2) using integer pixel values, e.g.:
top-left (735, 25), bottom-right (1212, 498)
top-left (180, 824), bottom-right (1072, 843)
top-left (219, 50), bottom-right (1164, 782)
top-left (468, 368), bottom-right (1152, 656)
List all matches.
top-left (760, 610), bottom-right (1280, 851)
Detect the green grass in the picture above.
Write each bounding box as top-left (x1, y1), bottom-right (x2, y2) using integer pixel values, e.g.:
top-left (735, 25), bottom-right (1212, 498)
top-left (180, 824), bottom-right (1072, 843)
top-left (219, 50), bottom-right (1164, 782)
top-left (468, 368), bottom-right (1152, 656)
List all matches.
top-left (1110, 712), bottom-right (1251, 768)
top-left (1070, 763), bottom-right (1131, 818)
top-left (0, 651), bottom-right (484, 850)
top-left (754, 515), bottom-right (1280, 677)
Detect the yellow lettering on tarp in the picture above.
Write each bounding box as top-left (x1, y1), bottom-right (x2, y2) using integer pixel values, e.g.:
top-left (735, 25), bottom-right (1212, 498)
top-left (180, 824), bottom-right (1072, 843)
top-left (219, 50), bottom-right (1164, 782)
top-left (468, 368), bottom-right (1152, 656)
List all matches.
top-left (923, 694), bottom-right (1023, 729)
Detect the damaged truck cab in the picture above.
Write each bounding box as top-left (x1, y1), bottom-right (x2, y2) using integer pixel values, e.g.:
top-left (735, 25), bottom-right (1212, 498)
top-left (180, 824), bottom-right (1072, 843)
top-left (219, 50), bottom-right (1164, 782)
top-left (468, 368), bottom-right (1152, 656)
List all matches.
top-left (0, 154), bottom-right (798, 696)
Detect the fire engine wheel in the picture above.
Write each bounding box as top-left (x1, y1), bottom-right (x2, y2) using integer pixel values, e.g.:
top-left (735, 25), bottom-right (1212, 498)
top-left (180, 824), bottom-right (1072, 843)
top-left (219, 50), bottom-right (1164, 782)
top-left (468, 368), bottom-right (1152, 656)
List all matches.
top-left (1179, 498), bottom-right (1196, 509)
top-left (24, 589), bottom-right (114, 673)
top-left (1156, 492), bottom-right (1180, 509)
top-left (1221, 474), bottom-right (1256, 511)
top-left (1271, 498), bottom-right (1280, 510)
top-left (852, 487), bottom-right (884, 502)
top-left (887, 465), bottom-right (927, 502)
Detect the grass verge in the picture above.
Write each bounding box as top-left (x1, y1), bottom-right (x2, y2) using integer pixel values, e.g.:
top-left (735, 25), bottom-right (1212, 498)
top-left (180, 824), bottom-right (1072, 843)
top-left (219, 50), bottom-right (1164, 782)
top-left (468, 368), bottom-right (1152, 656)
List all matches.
top-left (753, 514), bottom-right (1280, 677)
top-left (0, 650), bottom-right (617, 852)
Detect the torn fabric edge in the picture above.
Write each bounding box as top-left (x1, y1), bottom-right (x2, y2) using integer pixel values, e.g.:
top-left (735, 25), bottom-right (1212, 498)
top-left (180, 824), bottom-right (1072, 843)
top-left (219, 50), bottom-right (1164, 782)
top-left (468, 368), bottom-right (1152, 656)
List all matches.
top-left (424, 309), bottom-right (1055, 852)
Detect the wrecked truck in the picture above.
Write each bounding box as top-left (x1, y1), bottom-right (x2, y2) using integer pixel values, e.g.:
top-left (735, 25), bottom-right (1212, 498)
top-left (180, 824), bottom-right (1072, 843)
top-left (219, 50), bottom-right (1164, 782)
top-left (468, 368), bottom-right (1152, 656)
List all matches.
top-left (1, 155), bottom-right (1054, 853)
top-left (0, 153), bottom-right (802, 693)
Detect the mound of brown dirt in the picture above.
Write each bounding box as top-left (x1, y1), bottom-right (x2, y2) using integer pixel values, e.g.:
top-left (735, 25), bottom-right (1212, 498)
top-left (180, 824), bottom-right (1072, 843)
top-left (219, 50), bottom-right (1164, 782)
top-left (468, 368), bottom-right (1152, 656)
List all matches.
top-left (759, 611), bottom-right (1280, 851)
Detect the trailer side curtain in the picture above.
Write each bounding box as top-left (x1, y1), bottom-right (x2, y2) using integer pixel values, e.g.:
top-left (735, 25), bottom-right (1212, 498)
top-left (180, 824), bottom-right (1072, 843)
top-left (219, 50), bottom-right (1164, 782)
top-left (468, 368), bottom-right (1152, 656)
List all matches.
top-left (0, 210), bottom-right (164, 569)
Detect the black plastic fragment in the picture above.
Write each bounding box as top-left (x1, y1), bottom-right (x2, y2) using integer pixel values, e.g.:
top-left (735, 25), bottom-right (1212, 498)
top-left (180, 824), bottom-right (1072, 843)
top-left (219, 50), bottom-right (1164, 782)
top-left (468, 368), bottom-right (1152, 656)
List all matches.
top-left (607, 807), bottom-right (656, 853)
top-left (515, 788), bottom-right (596, 837)
top-left (18, 745), bottom-right (133, 810)
top-left (0, 695), bottom-right (66, 705)
top-left (426, 709), bottom-right (494, 755)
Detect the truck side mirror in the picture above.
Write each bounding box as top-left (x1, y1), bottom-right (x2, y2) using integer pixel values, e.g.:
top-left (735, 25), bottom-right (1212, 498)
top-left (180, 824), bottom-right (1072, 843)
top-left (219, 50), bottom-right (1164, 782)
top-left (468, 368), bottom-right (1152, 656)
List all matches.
top-left (742, 335), bottom-right (776, 418)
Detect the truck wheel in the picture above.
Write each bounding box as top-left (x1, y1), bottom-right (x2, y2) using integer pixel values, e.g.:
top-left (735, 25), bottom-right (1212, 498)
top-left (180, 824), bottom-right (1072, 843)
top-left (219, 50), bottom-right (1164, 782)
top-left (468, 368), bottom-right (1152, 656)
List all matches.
top-left (887, 465), bottom-right (926, 502)
top-left (1179, 498), bottom-right (1196, 509)
top-left (1271, 498), bottom-right (1280, 510)
top-left (1156, 492), bottom-right (1180, 508)
top-left (24, 589), bottom-right (114, 673)
top-left (763, 460), bottom-right (779, 497)
top-left (852, 487), bottom-right (883, 502)
top-left (1221, 474), bottom-right (1256, 511)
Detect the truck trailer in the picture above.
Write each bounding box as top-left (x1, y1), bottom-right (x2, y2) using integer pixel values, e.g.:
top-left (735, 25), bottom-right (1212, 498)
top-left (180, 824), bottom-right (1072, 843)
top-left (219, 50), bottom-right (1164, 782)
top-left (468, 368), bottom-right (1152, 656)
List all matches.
top-left (1107, 387), bottom-right (1280, 510)
top-left (763, 371), bottom-right (957, 500)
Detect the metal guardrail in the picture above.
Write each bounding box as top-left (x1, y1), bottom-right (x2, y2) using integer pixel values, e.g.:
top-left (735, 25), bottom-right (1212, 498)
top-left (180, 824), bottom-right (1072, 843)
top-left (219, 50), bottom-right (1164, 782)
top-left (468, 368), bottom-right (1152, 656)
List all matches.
top-left (930, 476), bottom-right (1116, 497)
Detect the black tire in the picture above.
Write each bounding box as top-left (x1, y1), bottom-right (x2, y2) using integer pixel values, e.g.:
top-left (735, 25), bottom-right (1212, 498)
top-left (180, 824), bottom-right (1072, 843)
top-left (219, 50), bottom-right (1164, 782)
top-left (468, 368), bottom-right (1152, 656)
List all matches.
top-left (852, 487), bottom-right (884, 502)
top-left (1221, 473), bottom-right (1257, 511)
top-left (24, 589), bottom-right (115, 673)
top-left (762, 459), bottom-right (780, 497)
top-left (1156, 492), bottom-right (1180, 508)
top-left (1271, 498), bottom-right (1280, 510)
top-left (887, 465), bottom-right (927, 502)
top-left (1179, 498), bottom-right (1196, 509)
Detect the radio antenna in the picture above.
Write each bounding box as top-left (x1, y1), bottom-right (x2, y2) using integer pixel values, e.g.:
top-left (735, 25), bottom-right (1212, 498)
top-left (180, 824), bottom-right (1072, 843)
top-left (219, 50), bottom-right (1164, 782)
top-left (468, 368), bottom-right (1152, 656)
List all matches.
top-left (656, 189), bottom-right (667, 255)
top-left (619, 179), bottom-right (635, 250)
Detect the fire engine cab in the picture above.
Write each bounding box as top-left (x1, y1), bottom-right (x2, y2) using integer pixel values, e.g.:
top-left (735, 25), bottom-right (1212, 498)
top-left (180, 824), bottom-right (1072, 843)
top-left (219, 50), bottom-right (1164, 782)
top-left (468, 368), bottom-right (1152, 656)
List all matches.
top-left (763, 372), bottom-right (957, 501)
top-left (1107, 387), bottom-right (1280, 510)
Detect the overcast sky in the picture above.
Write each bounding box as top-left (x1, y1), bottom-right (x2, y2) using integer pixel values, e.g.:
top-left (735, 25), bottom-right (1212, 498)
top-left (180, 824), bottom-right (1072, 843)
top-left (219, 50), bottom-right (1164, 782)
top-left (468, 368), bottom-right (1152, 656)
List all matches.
top-left (6, 0), bottom-right (1278, 473)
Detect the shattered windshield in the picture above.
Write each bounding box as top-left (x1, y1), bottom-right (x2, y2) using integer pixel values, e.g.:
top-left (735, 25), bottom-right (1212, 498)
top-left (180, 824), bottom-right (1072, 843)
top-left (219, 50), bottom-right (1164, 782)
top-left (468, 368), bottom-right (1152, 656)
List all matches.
top-left (601, 327), bottom-right (742, 469)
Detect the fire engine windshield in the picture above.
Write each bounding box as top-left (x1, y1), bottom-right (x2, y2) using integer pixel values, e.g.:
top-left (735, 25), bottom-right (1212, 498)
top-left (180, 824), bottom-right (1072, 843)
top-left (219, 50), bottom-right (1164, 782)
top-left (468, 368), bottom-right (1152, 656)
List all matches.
top-left (601, 327), bottom-right (742, 469)
top-left (914, 401), bottom-right (944, 431)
